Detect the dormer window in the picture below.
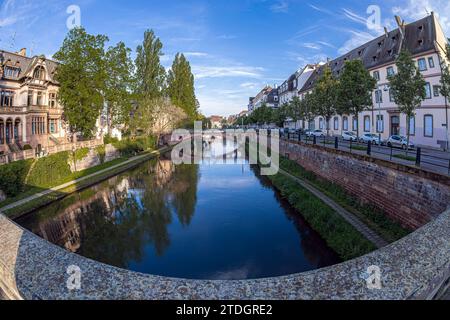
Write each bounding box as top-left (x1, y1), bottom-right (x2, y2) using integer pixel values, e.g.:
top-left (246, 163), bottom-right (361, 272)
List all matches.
top-left (387, 50), bottom-right (393, 56)
top-left (4, 66), bottom-right (20, 78)
top-left (33, 66), bottom-right (45, 80)
top-left (373, 56), bottom-right (377, 62)
top-left (418, 39), bottom-right (424, 46)
top-left (418, 25), bottom-right (424, 31)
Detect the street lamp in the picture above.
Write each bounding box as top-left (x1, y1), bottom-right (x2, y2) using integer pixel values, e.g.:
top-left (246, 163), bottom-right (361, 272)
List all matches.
top-left (377, 83), bottom-right (390, 142)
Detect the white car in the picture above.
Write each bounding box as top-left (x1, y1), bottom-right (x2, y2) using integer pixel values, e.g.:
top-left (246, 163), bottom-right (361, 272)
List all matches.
top-left (307, 129), bottom-right (325, 137)
top-left (342, 131), bottom-right (357, 142)
top-left (360, 133), bottom-right (383, 145)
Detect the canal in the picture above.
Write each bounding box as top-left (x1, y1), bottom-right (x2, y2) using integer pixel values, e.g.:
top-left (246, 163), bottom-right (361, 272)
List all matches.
top-left (16, 140), bottom-right (340, 280)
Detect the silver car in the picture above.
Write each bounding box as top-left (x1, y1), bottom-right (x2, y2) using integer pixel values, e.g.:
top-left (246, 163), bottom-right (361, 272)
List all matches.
top-left (342, 131), bottom-right (357, 141)
top-left (360, 133), bottom-right (383, 145)
top-left (387, 135), bottom-right (415, 149)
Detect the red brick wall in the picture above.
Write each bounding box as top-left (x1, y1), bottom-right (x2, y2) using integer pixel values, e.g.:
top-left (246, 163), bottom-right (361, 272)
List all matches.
top-left (281, 140), bottom-right (450, 230)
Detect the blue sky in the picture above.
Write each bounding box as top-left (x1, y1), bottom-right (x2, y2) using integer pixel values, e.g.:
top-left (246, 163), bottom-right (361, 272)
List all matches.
top-left (0, 0), bottom-right (449, 116)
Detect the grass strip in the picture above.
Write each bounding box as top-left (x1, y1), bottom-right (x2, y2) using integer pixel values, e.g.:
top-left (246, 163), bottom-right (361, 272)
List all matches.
top-left (267, 172), bottom-right (376, 260)
top-left (2, 149), bottom-right (169, 219)
top-left (279, 156), bottom-right (411, 242)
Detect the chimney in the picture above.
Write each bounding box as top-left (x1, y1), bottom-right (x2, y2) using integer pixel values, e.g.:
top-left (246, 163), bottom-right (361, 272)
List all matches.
top-left (384, 27), bottom-right (389, 38)
top-left (17, 48), bottom-right (27, 57)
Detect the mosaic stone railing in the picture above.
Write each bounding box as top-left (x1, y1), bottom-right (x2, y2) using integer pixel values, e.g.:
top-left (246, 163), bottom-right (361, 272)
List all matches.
top-left (0, 209), bottom-right (449, 300)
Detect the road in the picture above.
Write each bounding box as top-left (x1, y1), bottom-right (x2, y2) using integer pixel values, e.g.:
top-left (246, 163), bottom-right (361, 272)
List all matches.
top-left (283, 134), bottom-right (450, 176)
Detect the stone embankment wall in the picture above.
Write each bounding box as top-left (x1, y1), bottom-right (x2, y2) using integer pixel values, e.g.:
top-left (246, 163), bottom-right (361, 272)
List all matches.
top-left (280, 140), bottom-right (450, 230)
top-left (0, 209), bottom-right (448, 300)
top-left (69, 144), bottom-right (120, 173)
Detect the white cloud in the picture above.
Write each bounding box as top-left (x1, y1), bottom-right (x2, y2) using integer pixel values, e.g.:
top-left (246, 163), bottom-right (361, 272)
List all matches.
top-left (193, 65), bottom-right (264, 79)
top-left (338, 30), bottom-right (375, 55)
top-left (184, 52), bottom-right (209, 57)
top-left (302, 42), bottom-right (322, 50)
top-left (271, 1), bottom-right (289, 13)
top-left (392, 0), bottom-right (450, 34)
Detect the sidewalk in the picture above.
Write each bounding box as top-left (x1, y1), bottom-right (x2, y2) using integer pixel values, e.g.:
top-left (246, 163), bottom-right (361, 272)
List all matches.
top-left (0, 148), bottom-right (169, 214)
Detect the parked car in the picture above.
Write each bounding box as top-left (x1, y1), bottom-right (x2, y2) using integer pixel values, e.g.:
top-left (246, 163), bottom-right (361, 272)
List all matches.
top-left (386, 135), bottom-right (415, 149)
top-left (306, 129), bottom-right (325, 137)
top-left (342, 131), bottom-right (357, 142)
top-left (359, 133), bottom-right (383, 145)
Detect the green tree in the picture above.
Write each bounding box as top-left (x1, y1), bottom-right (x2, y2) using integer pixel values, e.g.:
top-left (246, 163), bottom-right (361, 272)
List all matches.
top-left (135, 30), bottom-right (166, 100)
top-left (314, 65), bottom-right (340, 136)
top-left (303, 92), bottom-right (318, 130)
top-left (289, 97), bottom-right (304, 129)
top-left (54, 27), bottom-right (108, 139)
top-left (388, 49), bottom-right (426, 155)
top-left (104, 42), bottom-right (134, 134)
top-left (337, 59), bottom-right (376, 139)
top-left (167, 53), bottom-right (198, 120)
top-left (439, 43), bottom-right (450, 150)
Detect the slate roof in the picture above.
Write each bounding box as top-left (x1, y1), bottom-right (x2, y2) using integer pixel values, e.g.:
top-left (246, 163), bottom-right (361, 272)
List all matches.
top-left (0, 50), bottom-right (59, 83)
top-left (299, 14), bottom-right (438, 93)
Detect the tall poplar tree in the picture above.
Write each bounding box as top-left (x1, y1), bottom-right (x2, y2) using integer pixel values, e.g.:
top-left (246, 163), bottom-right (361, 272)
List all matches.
top-left (134, 30), bottom-right (166, 100)
top-left (167, 53), bottom-right (198, 120)
top-left (54, 27), bottom-right (108, 139)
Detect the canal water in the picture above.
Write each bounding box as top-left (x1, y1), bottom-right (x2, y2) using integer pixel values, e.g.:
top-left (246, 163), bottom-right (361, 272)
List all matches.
top-left (17, 140), bottom-right (340, 280)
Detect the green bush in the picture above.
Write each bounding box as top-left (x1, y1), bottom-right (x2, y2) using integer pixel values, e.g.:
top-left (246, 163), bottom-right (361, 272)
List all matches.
top-left (96, 145), bottom-right (106, 164)
top-left (104, 134), bottom-right (119, 145)
top-left (112, 136), bottom-right (156, 157)
top-left (0, 160), bottom-right (34, 197)
top-left (27, 152), bottom-right (72, 188)
top-left (22, 144), bottom-right (32, 151)
top-left (268, 173), bottom-right (376, 260)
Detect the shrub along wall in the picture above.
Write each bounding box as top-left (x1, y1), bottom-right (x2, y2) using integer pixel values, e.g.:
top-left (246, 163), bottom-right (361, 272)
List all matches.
top-left (0, 159), bottom-right (34, 197)
top-left (26, 152), bottom-right (72, 189)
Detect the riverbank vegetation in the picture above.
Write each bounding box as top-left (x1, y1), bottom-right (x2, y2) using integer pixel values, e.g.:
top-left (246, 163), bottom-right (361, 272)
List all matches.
top-left (267, 172), bottom-right (376, 260)
top-left (278, 157), bottom-right (411, 242)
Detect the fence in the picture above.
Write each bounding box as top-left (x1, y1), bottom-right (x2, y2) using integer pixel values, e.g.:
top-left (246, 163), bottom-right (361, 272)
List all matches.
top-left (281, 131), bottom-right (450, 176)
top-left (0, 139), bottom-right (104, 166)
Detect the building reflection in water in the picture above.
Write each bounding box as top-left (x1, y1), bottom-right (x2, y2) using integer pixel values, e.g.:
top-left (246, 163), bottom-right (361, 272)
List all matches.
top-left (18, 142), bottom-right (340, 280)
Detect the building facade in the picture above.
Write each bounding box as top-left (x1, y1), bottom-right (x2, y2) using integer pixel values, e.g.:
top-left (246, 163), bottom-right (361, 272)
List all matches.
top-left (249, 86), bottom-right (279, 112)
top-left (0, 49), bottom-right (67, 154)
top-left (297, 13), bottom-right (449, 149)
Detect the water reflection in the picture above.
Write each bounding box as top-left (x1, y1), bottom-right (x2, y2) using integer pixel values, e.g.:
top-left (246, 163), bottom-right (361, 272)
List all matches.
top-left (17, 142), bottom-right (340, 280)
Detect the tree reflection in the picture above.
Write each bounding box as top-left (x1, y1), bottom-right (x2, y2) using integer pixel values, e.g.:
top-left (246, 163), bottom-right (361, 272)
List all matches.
top-left (18, 156), bottom-right (200, 267)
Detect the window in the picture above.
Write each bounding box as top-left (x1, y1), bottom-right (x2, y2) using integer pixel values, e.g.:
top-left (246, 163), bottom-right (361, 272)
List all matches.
top-left (33, 66), bottom-right (45, 80)
top-left (352, 117), bottom-right (358, 131)
top-left (49, 93), bottom-right (57, 108)
top-left (364, 116), bottom-right (371, 132)
top-left (433, 85), bottom-right (441, 97)
top-left (28, 91), bottom-right (34, 106)
top-left (334, 117), bottom-right (339, 130)
top-left (0, 91), bottom-right (14, 107)
top-left (376, 115), bottom-right (384, 133)
top-left (425, 83), bottom-right (432, 99)
top-left (408, 116), bottom-right (415, 136)
top-left (375, 90), bottom-right (383, 103)
top-left (428, 57), bottom-right (435, 68)
top-left (49, 119), bottom-right (57, 134)
top-left (418, 58), bottom-right (427, 71)
top-left (389, 89), bottom-right (395, 102)
top-left (343, 116), bottom-right (349, 131)
top-left (424, 115), bottom-right (433, 137)
top-left (373, 71), bottom-right (380, 81)
top-left (319, 118), bottom-right (324, 130)
top-left (387, 67), bottom-right (395, 77)
top-left (36, 92), bottom-right (43, 106)
top-left (4, 66), bottom-right (20, 78)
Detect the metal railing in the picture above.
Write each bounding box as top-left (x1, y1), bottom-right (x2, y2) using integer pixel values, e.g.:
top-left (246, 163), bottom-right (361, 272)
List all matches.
top-left (281, 131), bottom-right (450, 176)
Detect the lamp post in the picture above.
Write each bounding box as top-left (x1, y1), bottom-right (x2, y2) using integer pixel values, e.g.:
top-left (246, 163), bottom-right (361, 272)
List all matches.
top-left (377, 84), bottom-right (390, 142)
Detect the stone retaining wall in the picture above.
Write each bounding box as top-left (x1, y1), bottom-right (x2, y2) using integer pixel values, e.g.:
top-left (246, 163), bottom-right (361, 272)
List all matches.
top-left (281, 140), bottom-right (450, 230)
top-left (0, 209), bottom-right (449, 300)
top-left (69, 144), bottom-right (119, 173)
